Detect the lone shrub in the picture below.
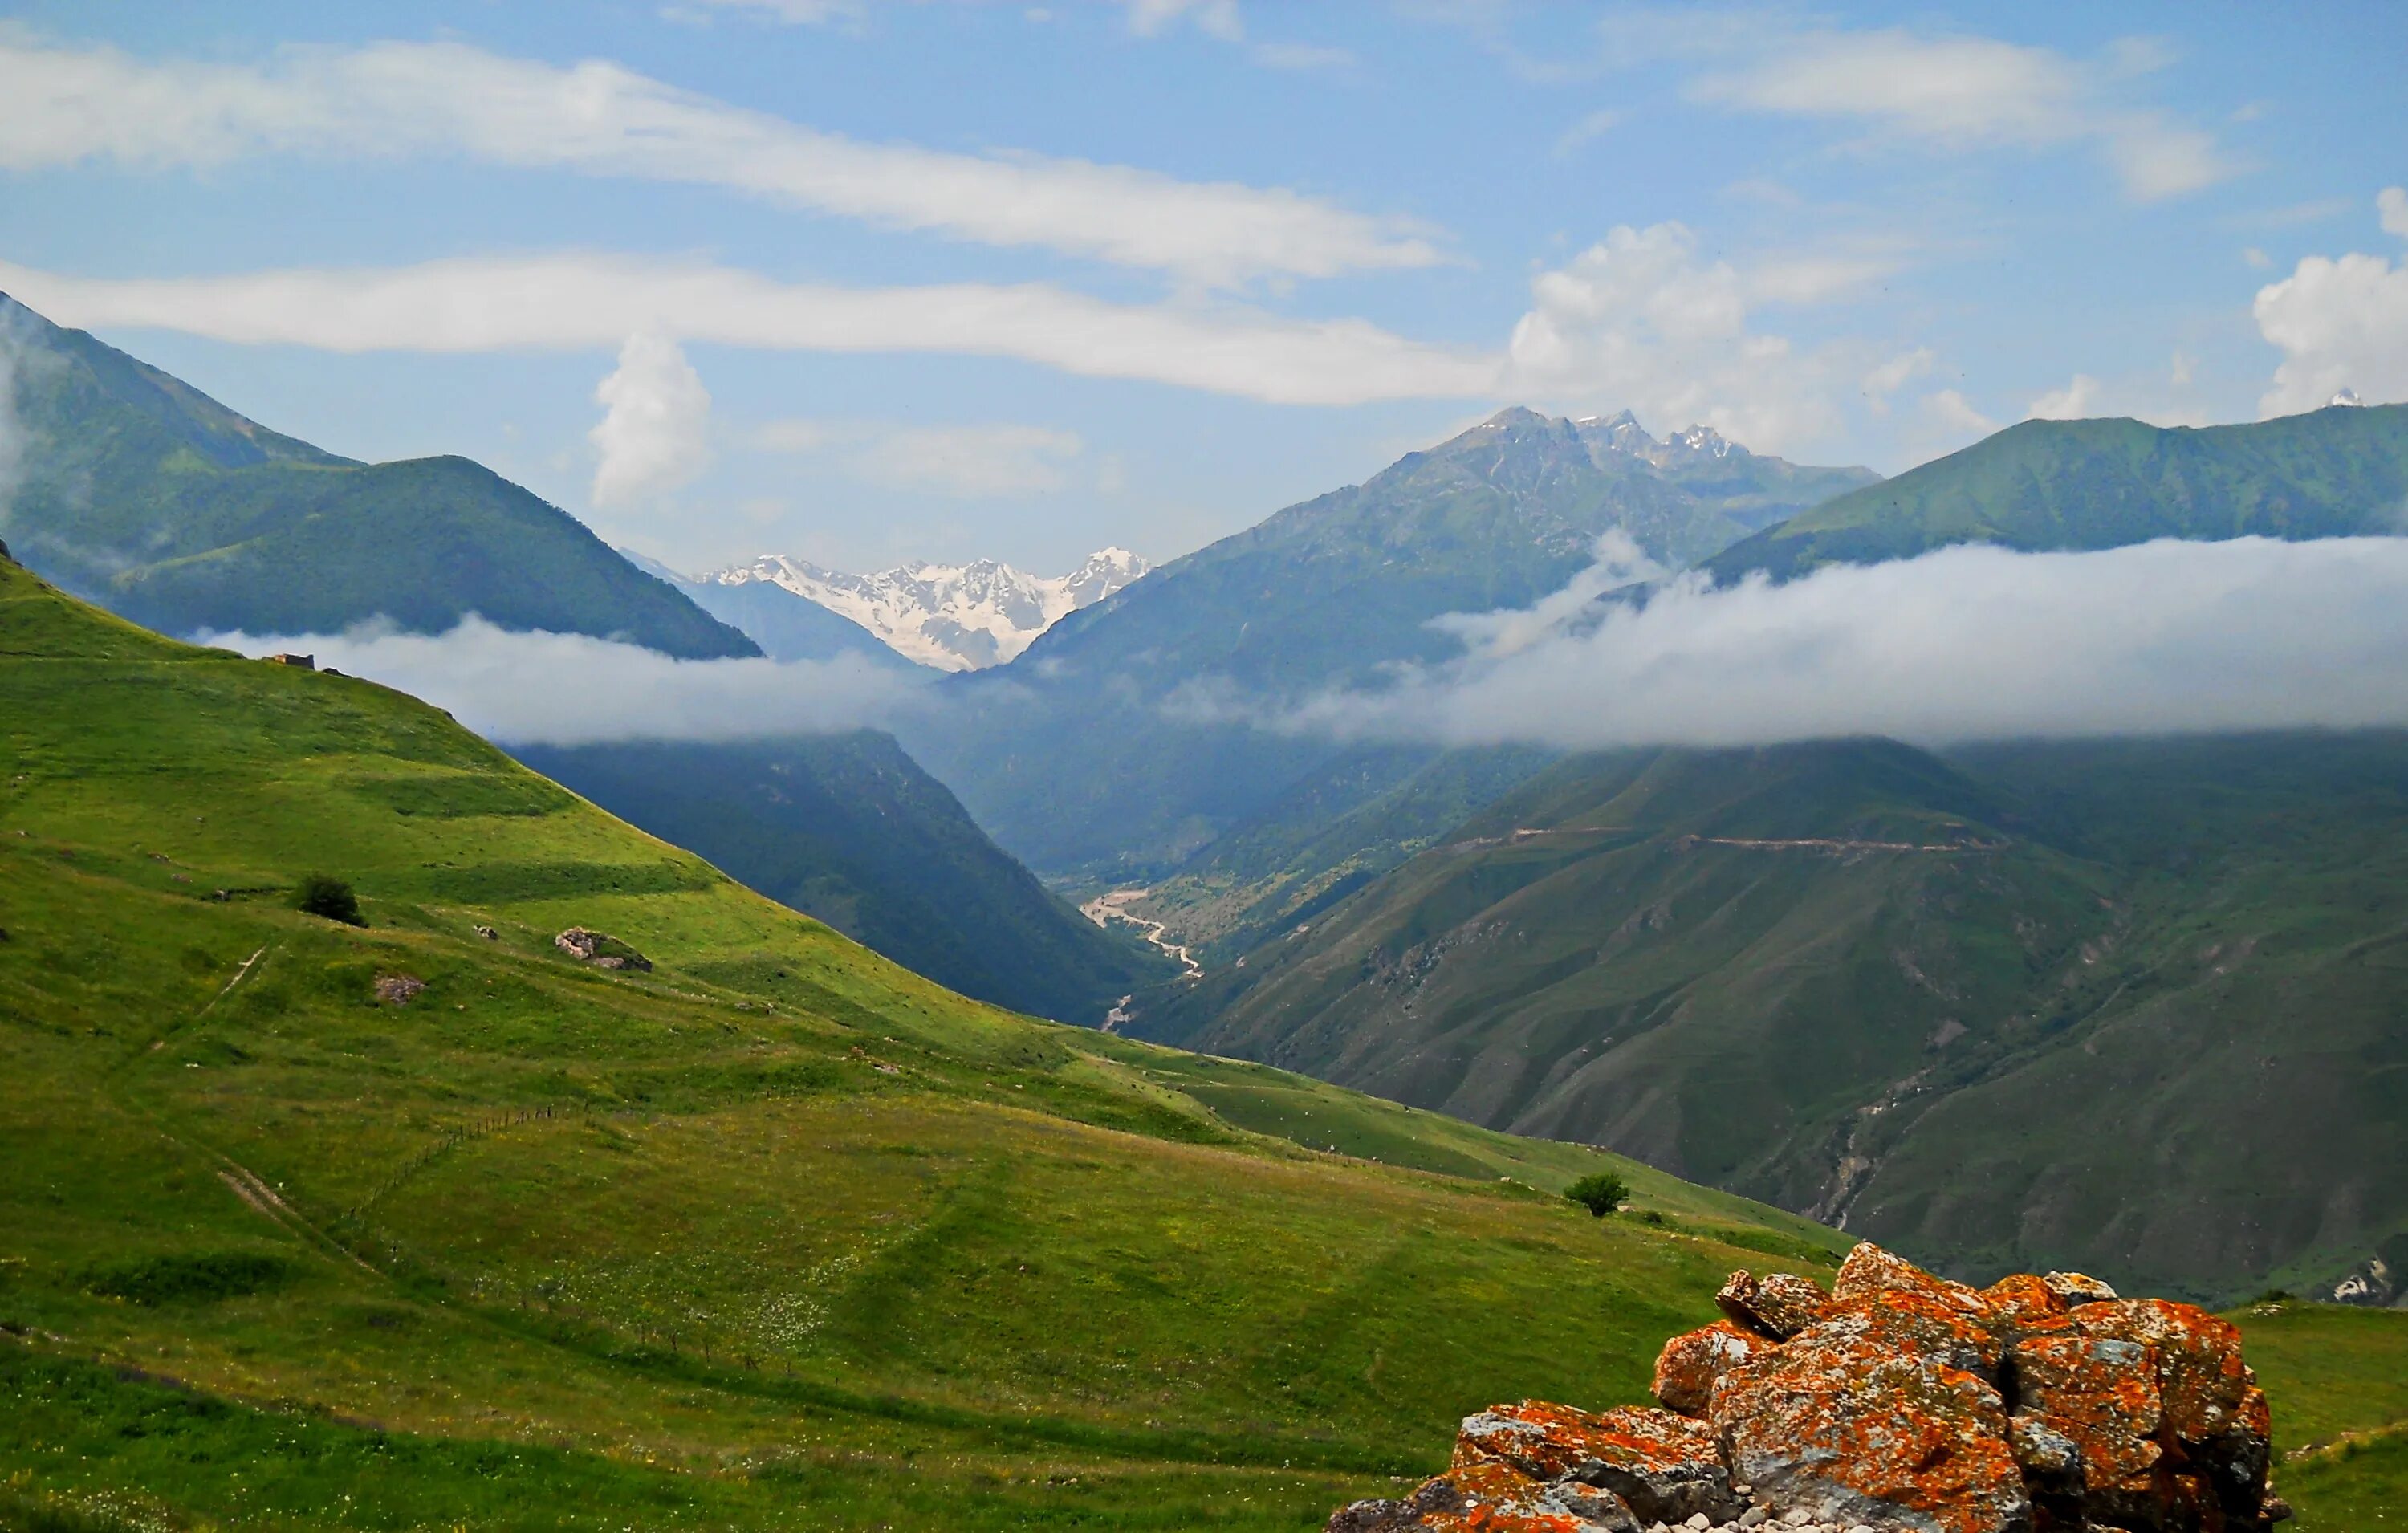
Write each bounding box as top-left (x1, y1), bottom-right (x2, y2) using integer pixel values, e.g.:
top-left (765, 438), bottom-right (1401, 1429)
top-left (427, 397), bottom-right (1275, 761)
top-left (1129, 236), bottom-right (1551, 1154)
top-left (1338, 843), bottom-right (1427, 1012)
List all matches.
top-left (83, 1251), bottom-right (294, 1306)
top-left (1564, 1172), bottom-right (1630, 1218)
top-left (294, 873), bottom-right (364, 925)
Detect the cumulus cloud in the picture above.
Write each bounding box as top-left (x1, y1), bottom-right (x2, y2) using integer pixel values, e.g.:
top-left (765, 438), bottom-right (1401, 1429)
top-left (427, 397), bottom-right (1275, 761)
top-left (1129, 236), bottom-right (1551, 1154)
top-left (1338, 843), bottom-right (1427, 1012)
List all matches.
top-left (1503, 222), bottom-right (1868, 453)
top-left (2255, 188), bottom-right (2408, 415)
top-left (0, 253), bottom-right (1498, 407)
top-left (756, 417), bottom-right (1084, 496)
top-left (590, 334), bottom-right (713, 507)
top-left (2026, 374), bottom-right (2103, 421)
top-left (0, 31), bottom-right (1430, 286)
top-left (1681, 23), bottom-right (2234, 201)
top-left (201, 616), bottom-right (928, 746)
top-left (1239, 535), bottom-right (2408, 750)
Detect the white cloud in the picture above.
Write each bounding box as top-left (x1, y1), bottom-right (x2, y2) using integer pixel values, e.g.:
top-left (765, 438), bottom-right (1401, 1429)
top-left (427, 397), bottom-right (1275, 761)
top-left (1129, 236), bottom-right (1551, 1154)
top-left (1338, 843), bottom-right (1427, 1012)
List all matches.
top-left (0, 254), bottom-right (1499, 407)
top-left (2026, 374), bottom-right (2103, 421)
top-left (2254, 189), bottom-right (2408, 416)
top-left (1861, 347), bottom-right (1934, 411)
top-left (203, 616), bottom-right (925, 746)
top-left (756, 417), bottom-right (1084, 496)
top-left (1121, 2), bottom-right (1356, 71)
top-left (1682, 25), bottom-right (2233, 201)
top-left (1502, 222), bottom-right (1866, 453)
top-left (0, 31), bottom-right (1432, 286)
top-left (1925, 388), bottom-right (1999, 439)
top-left (591, 334), bottom-right (713, 507)
top-left (2242, 246), bottom-right (2272, 270)
top-left (1554, 108), bottom-right (1624, 157)
top-left (2382, 186), bottom-right (2408, 241)
top-left (1253, 536), bottom-right (2408, 750)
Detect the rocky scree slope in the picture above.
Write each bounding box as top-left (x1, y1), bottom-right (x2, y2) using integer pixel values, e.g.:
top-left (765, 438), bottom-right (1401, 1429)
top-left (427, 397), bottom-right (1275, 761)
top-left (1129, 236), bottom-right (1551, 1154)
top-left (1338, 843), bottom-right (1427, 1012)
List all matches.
top-left (1333, 1242), bottom-right (2288, 1533)
top-left (0, 293), bottom-right (755, 658)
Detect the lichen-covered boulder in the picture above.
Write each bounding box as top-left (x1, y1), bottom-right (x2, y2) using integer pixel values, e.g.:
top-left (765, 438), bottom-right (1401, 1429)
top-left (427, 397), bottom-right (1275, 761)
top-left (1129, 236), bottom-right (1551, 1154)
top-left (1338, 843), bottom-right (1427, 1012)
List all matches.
top-left (1718, 1270), bottom-right (1834, 1340)
top-left (1806, 1291), bottom-right (2006, 1382)
top-left (1978, 1273), bottom-right (2073, 1348)
top-left (1456, 1401), bottom-right (1738, 1526)
top-left (1711, 1330), bottom-right (2030, 1533)
top-left (2041, 1271), bottom-right (2118, 1307)
top-left (1326, 1461), bottom-right (1638, 1533)
top-left (2008, 1332), bottom-right (2164, 1526)
top-left (1832, 1242), bottom-right (1995, 1324)
top-left (1653, 1320), bottom-right (1772, 1415)
top-left (2073, 1298), bottom-right (2272, 1523)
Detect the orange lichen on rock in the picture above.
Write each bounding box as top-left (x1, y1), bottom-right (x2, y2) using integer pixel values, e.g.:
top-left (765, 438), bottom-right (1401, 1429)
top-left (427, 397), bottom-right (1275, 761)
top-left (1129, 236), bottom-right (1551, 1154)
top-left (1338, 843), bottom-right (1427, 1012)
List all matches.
top-left (1329, 1244), bottom-right (2289, 1533)
top-left (1653, 1319), bottom-right (1771, 1415)
top-left (1455, 1401), bottom-right (1735, 1525)
top-left (1711, 1332), bottom-right (2028, 1533)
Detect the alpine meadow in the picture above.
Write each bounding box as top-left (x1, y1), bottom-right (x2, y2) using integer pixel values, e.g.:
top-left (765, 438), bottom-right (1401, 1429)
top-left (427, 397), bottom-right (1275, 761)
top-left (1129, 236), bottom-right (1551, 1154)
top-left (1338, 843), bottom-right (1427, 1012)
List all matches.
top-left (4, 6), bottom-right (2408, 1532)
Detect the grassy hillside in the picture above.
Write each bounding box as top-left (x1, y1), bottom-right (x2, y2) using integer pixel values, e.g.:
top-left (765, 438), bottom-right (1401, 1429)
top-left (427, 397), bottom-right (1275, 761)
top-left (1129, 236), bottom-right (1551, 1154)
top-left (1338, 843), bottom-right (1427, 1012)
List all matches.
top-left (0, 554), bottom-right (1843, 1529)
top-left (1705, 402), bottom-right (2408, 582)
top-left (0, 293), bottom-right (755, 659)
top-left (1142, 735), bottom-right (2408, 1304)
top-left (2235, 1304), bottom-right (2408, 1531)
top-left (515, 733), bottom-right (1173, 1024)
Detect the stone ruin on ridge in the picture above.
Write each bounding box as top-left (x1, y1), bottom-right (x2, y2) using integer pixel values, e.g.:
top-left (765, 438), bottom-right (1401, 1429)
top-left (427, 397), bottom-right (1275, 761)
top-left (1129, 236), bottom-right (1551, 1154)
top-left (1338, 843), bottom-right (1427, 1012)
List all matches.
top-left (1327, 1242), bottom-right (2287, 1533)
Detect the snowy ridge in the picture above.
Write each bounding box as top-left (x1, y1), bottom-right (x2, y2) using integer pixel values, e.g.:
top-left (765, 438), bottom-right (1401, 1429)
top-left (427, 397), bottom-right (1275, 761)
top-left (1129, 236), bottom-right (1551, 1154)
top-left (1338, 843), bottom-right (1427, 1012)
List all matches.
top-left (709, 548), bottom-right (1151, 671)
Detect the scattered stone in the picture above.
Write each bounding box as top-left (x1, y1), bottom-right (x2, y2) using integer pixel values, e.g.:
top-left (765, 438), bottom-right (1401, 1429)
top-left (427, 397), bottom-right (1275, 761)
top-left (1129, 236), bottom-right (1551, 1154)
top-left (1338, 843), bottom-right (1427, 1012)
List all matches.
top-left (1330, 1245), bottom-right (2288, 1533)
top-left (1654, 1320), bottom-right (1771, 1414)
top-left (1717, 1271), bottom-right (1832, 1340)
top-left (2042, 1271), bottom-right (2119, 1306)
top-left (263, 653), bottom-right (316, 670)
top-left (372, 974), bottom-right (425, 1005)
top-left (554, 927), bottom-right (652, 972)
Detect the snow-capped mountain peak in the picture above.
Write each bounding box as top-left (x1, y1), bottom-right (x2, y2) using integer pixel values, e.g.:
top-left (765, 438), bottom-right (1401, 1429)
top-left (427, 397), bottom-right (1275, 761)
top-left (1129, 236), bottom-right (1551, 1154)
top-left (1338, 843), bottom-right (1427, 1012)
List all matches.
top-left (709, 547), bottom-right (1152, 671)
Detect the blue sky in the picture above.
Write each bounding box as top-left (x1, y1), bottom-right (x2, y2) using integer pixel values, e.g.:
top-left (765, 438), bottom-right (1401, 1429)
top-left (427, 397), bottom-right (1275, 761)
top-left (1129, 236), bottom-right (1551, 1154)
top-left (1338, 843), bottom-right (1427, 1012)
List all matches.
top-left (3, 0), bottom-right (2403, 575)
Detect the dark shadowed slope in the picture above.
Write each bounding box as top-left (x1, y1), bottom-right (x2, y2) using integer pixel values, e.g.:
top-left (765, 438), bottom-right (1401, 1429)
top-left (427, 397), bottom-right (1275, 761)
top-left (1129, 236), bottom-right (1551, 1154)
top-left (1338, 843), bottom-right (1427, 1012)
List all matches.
top-left (1141, 734), bottom-right (2408, 1304)
top-left (0, 293), bottom-right (757, 658)
top-left (515, 733), bottom-right (1169, 1023)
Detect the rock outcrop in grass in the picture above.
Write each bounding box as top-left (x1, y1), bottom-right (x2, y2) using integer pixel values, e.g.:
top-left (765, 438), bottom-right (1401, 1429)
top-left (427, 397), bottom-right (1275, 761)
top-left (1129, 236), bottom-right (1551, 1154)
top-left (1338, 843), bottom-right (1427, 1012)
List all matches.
top-left (1328, 1242), bottom-right (2288, 1533)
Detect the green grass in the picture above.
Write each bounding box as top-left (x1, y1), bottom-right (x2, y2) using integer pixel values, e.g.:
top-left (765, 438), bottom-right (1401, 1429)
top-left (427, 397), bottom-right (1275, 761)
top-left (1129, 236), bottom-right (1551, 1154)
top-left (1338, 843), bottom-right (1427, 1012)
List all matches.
top-left (2236, 1304), bottom-right (2408, 1531)
top-left (0, 557), bottom-right (1838, 1527)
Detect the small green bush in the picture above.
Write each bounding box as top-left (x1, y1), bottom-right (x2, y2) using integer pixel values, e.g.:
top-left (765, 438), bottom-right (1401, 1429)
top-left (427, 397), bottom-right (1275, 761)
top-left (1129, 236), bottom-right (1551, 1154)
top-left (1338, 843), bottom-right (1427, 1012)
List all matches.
top-left (83, 1251), bottom-right (295, 1306)
top-left (1564, 1172), bottom-right (1630, 1218)
top-left (294, 873), bottom-right (363, 925)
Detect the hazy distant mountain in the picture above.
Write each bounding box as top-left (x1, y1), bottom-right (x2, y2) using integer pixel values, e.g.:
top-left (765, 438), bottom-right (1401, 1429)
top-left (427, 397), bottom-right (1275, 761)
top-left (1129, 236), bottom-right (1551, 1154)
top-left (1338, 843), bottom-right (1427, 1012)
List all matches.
top-left (706, 548), bottom-right (1151, 671)
top-left (900, 408), bottom-right (1877, 878)
top-left (1705, 401), bottom-right (2408, 584)
top-left (0, 294), bottom-right (757, 659)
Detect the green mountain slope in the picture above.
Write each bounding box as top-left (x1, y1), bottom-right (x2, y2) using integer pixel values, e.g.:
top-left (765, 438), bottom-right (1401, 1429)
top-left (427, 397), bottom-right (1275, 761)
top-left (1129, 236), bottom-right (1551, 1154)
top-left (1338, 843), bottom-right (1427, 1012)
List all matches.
top-left (1705, 402), bottom-right (2408, 582)
top-left (903, 408), bottom-right (1873, 879)
top-left (0, 293), bottom-right (757, 658)
top-left (1139, 734), bottom-right (2408, 1305)
top-left (514, 733), bottom-right (1170, 1023)
top-left (0, 551), bottom-right (1844, 1529)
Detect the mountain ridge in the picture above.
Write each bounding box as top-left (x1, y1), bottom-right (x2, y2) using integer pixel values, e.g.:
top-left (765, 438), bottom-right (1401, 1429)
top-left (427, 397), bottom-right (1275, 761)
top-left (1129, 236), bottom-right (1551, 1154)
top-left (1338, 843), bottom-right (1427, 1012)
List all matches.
top-left (0, 293), bottom-right (759, 660)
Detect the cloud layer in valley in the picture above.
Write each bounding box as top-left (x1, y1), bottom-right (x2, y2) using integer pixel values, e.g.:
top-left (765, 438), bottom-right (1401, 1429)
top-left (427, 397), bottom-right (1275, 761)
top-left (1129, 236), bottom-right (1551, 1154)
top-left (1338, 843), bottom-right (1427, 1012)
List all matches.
top-left (201, 617), bottom-right (929, 746)
top-left (1245, 534), bottom-right (2408, 751)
